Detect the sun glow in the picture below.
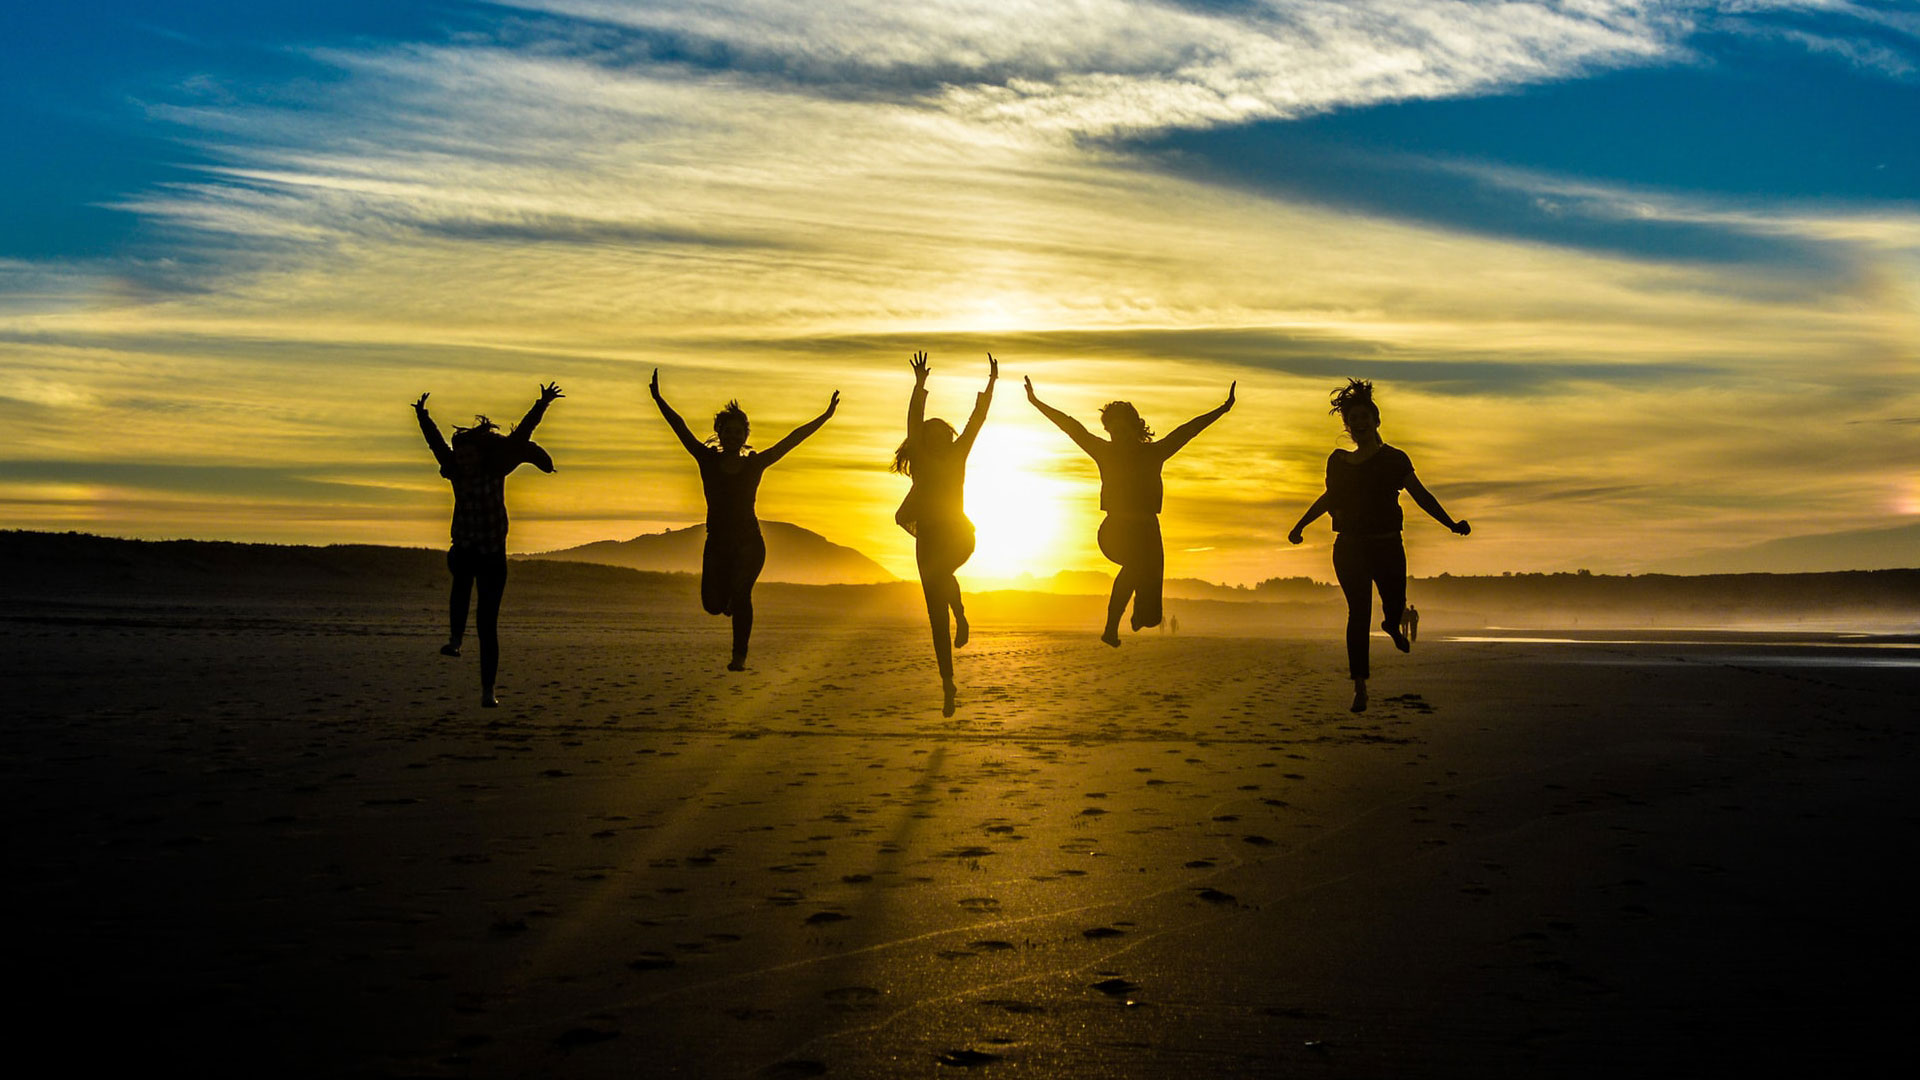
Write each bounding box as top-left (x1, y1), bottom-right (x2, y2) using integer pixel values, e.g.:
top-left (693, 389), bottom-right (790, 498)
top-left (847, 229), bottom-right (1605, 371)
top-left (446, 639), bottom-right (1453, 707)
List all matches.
top-left (962, 425), bottom-right (1078, 581)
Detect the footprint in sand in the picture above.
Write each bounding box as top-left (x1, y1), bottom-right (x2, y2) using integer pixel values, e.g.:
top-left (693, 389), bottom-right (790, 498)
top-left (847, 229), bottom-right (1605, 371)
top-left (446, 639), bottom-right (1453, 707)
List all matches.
top-left (958, 896), bottom-right (1001, 913)
top-left (551, 1027), bottom-right (618, 1049)
top-left (804, 910), bottom-right (850, 925)
top-left (627, 952), bottom-right (675, 971)
top-left (823, 986), bottom-right (882, 1012)
top-left (1082, 926), bottom-right (1126, 940)
top-left (758, 1061), bottom-right (828, 1078)
top-left (936, 1049), bottom-right (1003, 1067)
top-left (978, 998), bottom-right (1044, 1014)
top-left (969, 940), bottom-right (1015, 951)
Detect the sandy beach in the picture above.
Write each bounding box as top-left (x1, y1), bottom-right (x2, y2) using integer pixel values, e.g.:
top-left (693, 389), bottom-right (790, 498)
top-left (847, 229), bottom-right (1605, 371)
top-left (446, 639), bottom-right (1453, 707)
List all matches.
top-left (8, 591), bottom-right (1917, 1077)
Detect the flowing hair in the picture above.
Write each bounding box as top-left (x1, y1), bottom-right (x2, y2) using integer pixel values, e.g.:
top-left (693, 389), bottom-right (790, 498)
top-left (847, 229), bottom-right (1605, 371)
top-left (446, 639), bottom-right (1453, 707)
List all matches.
top-left (1100, 401), bottom-right (1152, 442)
top-left (450, 415), bottom-right (501, 446)
top-left (708, 400), bottom-right (751, 449)
top-left (1328, 378), bottom-right (1377, 424)
top-left (892, 418), bottom-right (956, 477)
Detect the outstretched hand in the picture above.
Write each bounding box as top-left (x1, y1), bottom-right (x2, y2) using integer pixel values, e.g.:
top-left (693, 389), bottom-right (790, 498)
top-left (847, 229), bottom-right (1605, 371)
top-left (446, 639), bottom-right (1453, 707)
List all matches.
top-left (986, 353), bottom-right (998, 382)
top-left (413, 392), bottom-right (430, 413)
top-left (649, 368), bottom-right (662, 399)
top-left (824, 390), bottom-right (840, 418)
top-left (910, 350), bottom-right (930, 385)
top-left (539, 381), bottom-right (564, 404)
top-left (1023, 375), bottom-right (1039, 405)
top-left (1451, 519), bottom-right (1472, 536)
top-left (1223, 381), bottom-right (1236, 411)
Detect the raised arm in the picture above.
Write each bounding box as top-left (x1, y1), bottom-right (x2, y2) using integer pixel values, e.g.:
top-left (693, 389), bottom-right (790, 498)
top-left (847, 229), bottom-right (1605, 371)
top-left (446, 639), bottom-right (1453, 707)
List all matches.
top-left (508, 381), bottom-right (564, 444)
top-left (905, 350), bottom-right (930, 458)
top-left (759, 390), bottom-right (840, 467)
top-left (1287, 491), bottom-right (1332, 545)
top-left (413, 393), bottom-right (452, 467)
top-left (1025, 376), bottom-right (1102, 459)
top-left (650, 368), bottom-right (707, 459)
top-left (955, 354), bottom-right (997, 457)
top-left (1406, 473), bottom-right (1471, 535)
top-left (1157, 381), bottom-right (1235, 458)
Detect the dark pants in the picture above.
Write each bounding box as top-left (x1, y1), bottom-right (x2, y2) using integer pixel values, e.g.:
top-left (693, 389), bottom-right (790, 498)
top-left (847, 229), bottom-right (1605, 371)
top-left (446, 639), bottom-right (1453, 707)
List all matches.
top-left (915, 518), bottom-right (976, 681)
top-left (1332, 534), bottom-right (1406, 681)
top-left (447, 546), bottom-right (508, 691)
top-left (702, 527), bottom-right (767, 659)
top-left (1098, 513), bottom-right (1164, 631)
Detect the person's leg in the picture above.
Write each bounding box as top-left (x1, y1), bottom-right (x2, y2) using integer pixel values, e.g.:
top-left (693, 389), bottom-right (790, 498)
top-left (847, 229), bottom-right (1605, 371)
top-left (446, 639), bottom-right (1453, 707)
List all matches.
top-left (475, 552), bottom-right (507, 707)
top-left (444, 548), bottom-right (473, 655)
top-left (1374, 539), bottom-right (1410, 652)
top-left (916, 540), bottom-right (957, 714)
top-left (949, 525), bottom-right (975, 649)
top-left (1097, 516), bottom-right (1130, 647)
top-left (700, 531), bottom-right (730, 617)
top-left (1129, 517), bottom-right (1165, 631)
top-left (727, 532), bottom-right (767, 670)
top-left (1332, 537), bottom-right (1372, 711)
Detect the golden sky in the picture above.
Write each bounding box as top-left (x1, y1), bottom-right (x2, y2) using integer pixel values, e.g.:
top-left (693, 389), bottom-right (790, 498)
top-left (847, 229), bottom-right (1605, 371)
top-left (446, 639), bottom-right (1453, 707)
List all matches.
top-left (3, 1), bottom-right (1916, 582)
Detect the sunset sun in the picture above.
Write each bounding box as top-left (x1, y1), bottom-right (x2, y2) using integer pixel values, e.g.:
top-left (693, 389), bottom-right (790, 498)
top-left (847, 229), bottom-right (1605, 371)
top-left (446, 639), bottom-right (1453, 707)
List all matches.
top-left (962, 424), bottom-right (1077, 582)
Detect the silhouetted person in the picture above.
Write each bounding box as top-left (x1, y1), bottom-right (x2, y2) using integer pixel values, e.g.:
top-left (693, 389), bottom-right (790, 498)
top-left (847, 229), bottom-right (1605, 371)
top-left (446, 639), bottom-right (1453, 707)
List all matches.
top-left (894, 352), bottom-right (995, 716)
top-left (1288, 379), bottom-right (1468, 713)
top-left (1402, 602), bottom-right (1419, 644)
top-left (1028, 376), bottom-right (1234, 646)
top-left (414, 382), bottom-right (562, 707)
top-left (651, 369), bottom-right (838, 671)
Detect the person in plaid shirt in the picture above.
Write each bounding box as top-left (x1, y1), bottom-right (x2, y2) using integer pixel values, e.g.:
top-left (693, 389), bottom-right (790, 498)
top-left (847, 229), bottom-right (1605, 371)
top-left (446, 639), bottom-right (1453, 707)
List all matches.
top-left (415, 382), bottom-right (563, 707)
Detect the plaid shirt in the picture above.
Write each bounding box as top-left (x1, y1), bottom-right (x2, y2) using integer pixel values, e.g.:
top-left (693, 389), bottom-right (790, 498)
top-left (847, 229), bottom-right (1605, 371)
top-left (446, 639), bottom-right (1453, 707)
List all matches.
top-left (445, 460), bottom-right (509, 553)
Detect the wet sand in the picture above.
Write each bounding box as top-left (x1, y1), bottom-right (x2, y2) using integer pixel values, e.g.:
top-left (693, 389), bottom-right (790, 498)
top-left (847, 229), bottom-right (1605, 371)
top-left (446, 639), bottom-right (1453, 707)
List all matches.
top-left (7, 601), bottom-right (1916, 1077)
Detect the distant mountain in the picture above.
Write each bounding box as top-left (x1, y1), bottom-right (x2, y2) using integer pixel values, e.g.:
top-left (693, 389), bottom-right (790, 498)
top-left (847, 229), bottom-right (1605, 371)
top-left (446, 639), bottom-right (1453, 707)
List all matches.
top-left (533, 521), bottom-right (896, 585)
top-left (1649, 521), bottom-right (1920, 575)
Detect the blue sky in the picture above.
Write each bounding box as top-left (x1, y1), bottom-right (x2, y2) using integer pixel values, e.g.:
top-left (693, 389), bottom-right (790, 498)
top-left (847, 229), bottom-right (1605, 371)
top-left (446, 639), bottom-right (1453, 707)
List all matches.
top-left (2, 1), bottom-right (1916, 579)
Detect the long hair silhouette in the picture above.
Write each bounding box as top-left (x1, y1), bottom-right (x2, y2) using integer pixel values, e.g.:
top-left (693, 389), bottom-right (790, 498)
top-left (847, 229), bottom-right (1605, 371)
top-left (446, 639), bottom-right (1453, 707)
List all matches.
top-left (895, 352), bottom-right (995, 715)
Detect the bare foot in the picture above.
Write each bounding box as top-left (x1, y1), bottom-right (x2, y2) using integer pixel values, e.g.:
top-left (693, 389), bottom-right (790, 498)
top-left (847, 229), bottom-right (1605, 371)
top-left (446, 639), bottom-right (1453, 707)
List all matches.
top-left (440, 643), bottom-right (461, 657)
top-left (482, 690), bottom-right (499, 708)
top-left (942, 681), bottom-right (957, 717)
top-left (1383, 620), bottom-right (1411, 653)
top-left (1100, 628), bottom-right (1122, 648)
top-left (953, 613), bottom-right (969, 649)
top-left (727, 653), bottom-right (747, 672)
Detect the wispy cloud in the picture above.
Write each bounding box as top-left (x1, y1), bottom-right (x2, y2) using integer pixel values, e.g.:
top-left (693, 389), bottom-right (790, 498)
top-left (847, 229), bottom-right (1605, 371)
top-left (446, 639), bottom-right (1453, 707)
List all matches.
top-left (1, 1), bottom-right (1915, 576)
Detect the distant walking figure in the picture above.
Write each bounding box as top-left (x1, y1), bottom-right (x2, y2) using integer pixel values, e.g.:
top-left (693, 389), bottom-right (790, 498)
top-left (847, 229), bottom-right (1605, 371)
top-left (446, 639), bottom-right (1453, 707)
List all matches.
top-left (894, 352), bottom-right (996, 716)
top-left (1401, 602), bottom-right (1420, 644)
top-left (1028, 377), bottom-right (1234, 646)
top-left (1288, 379), bottom-right (1468, 713)
top-left (651, 369), bottom-right (838, 671)
top-left (414, 382), bottom-right (562, 707)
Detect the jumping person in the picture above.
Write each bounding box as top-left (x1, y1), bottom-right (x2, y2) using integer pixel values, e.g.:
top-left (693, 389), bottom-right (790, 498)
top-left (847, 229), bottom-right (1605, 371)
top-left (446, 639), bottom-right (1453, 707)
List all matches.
top-left (651, 368), bottom-right (838, 671)
top-left (1027, 376), bottom-right (1234, 646)
top-left (1287, 379), bottom-right (1468, 713)
top-left (414, 382), bottom-right (563, 707)
top-left (894, 351), bottom-right (995, 716)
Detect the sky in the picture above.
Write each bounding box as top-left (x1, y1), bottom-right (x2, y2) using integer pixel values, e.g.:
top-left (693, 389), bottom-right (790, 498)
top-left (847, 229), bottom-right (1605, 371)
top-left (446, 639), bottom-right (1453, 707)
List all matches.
top-left (2, 0), bottom-right (1916, 584)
